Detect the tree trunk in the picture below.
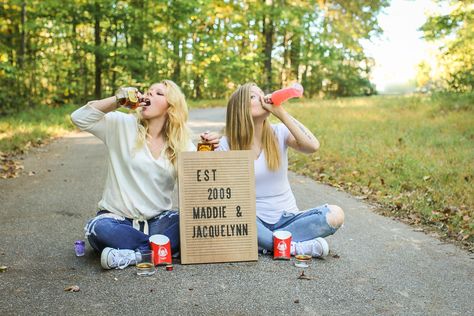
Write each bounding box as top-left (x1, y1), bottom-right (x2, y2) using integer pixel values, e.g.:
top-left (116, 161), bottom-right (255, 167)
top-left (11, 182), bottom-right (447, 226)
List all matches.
top-left (262, 0), bottom-right (274, 93)
top-left (130, 0), bottom-right (145, 82)
top-left (18, 2), bottom-right (26, 69)
top-left (111, 19), bottom-right (119, 92)
top-left (83, 60), bottom-right (88, 99)
top-left (301, 41), bottom-right (312, 95)
top-left (194, 74), bottom-right (202, 99)
top-left (290, 34), bottom-right (301, 82)
top-left (191, 30), bottom-right (202, 99)
top-left (71, 12), bottom-right (87, 103)
top-left (172, 39), bottom-right (181, 83)
top-left (280, 30), bottom-right (290, 87)
top-left (94, 2), bottom-right (102, 99)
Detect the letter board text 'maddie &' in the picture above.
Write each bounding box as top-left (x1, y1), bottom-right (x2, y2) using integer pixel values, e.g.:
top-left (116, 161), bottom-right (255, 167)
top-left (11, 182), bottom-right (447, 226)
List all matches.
top-left (178, 151), bottom-right (257, 264)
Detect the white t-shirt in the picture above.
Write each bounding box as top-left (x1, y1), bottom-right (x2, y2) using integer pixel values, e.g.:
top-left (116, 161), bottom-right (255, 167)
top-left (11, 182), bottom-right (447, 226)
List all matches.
top-left (217, 123), bottom-right (298, 224)
top-left (71, 102), bottom-right (195, 222)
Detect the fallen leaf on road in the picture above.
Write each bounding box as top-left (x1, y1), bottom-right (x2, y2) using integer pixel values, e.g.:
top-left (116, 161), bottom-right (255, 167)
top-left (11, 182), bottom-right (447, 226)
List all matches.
top-left (64, 285), bottom-right (80, 292)
top-left (297, 271), bottom-right (312, 280)
top-left (0, 265), bottom-right (8, 272)
top-left (461, 233), bottom-right (471, 241)
top-left (0, 156), bottom-right (24, 179)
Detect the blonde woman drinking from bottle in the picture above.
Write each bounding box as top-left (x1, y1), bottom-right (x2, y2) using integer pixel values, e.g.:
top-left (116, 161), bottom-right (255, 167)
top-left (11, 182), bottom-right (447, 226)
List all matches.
top-left (217, 83), bottom-right (344, 257)
top-left (71, 80), bottom-right (218, 270)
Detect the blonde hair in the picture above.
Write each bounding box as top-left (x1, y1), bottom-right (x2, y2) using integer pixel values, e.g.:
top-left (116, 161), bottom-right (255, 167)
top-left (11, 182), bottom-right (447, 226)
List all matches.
top-left (134, 80), bottom-right (191, 169)
top-left (225, 83), bottom-right (280, 170)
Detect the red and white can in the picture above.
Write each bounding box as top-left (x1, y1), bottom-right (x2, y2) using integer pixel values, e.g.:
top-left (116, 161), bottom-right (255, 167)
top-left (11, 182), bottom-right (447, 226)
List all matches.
top-left (149, 234), bottom-right (172, 265)
top-left (273, 231), bottom-right (292, 260)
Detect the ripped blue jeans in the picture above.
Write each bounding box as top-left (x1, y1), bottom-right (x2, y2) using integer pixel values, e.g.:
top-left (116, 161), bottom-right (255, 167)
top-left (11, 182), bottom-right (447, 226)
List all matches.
top-left (85, 210), bottom-right (180, 253)
top-left (257, 204), bottom-right (338, 251)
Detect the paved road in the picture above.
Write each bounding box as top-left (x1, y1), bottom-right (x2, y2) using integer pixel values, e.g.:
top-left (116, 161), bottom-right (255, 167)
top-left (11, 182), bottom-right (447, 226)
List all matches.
top-left (0, 107), bottom-right (473, 315)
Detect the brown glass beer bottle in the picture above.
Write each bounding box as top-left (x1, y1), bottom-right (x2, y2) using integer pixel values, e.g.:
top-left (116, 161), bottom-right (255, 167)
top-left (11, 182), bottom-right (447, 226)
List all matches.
top-left (115, 87), bottom-right (150, 110)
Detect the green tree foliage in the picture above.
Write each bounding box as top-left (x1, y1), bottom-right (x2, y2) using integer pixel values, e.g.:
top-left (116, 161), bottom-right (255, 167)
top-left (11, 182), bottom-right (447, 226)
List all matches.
top-left (419, 0), bottom-right (473, 92)
top-left (0, 0), bottom-right (388, 114)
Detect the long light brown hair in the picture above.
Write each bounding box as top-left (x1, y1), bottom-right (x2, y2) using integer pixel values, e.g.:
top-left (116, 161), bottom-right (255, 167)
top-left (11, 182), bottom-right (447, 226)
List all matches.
top-left (225, 83), bottom-right (280, 170)
top-left (134, 80), bottom-right (191, 169)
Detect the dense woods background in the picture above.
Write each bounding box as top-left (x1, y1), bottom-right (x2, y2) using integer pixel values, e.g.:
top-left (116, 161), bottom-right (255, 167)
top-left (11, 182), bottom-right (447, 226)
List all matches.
top-left (1, 0), bottom-right (472, 115)
top-left (1, 0), bottom-right (389, 114)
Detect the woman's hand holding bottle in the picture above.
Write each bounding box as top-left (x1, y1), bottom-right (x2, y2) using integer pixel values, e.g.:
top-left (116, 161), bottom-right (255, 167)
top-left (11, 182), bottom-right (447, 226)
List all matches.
top-left (115, 87), bottom-right (150, 110)
top-left (264, 83), bottom-right (304, 106)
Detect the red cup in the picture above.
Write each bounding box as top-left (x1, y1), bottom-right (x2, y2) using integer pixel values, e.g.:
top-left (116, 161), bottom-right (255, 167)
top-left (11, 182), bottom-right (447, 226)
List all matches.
top-left (149, 234), bottom-right (172, 265)
top-left (273, 230), bottom-right (292, 260)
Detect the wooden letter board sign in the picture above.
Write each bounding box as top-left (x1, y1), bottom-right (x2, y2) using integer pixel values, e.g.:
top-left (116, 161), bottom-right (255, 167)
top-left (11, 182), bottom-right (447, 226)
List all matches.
top-left (178, 151), bottom-right (257, 264)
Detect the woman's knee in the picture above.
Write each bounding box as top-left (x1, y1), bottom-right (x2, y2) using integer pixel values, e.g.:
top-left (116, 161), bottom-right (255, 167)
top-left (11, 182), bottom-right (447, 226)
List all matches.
top-left (89, 218), bottom-right (119, 238)
top-left (326, 205), bottom-right (345, 228)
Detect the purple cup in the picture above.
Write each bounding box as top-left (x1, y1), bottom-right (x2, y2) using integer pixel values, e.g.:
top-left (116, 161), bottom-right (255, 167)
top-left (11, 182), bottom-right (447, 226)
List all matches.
top-left (74, 240), bottom-right (85, 257)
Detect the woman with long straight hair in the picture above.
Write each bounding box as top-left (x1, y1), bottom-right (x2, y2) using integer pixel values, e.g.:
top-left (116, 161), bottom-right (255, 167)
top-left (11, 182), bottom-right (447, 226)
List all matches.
top-left (71, 80), bottom-right (218, 269)
top-left (218, 83), bottom-right (344, 257)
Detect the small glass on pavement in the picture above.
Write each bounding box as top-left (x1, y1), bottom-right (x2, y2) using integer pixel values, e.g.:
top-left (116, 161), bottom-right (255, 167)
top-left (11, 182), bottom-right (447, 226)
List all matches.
top-left (74, 240), bottom-right (85, 257)
top-left (136, 250), bottom-right (156, 276)
top-left (294, 254), bottom-right (312, 268)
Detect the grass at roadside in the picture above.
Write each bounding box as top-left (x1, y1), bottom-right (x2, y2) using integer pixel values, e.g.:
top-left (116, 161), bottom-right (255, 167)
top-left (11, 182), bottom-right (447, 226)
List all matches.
top-left (286, 94), bottom-right (473, 250)
top-left (0, 104), bottom-right (78, 178)
top-left (0, 104), bottom-right (77, 155)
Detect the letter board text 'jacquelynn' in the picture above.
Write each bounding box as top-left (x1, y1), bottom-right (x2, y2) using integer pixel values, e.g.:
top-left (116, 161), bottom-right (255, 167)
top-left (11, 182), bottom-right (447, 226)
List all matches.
top-left (178, 151), bottom-right (257, 264)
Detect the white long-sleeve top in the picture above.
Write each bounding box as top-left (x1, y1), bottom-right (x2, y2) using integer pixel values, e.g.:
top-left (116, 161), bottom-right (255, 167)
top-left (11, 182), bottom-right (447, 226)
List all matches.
top-left (71, 102), bottom-right (195, 231)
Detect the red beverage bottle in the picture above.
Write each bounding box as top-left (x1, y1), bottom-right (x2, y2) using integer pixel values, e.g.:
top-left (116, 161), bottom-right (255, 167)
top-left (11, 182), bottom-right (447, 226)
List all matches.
top-left (267, 83), bottom-right (304, 106)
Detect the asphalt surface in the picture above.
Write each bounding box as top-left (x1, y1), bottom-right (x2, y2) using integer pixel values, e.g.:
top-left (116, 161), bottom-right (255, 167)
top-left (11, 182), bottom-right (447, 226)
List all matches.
top-left (0, 107), bottom-right (473, 315)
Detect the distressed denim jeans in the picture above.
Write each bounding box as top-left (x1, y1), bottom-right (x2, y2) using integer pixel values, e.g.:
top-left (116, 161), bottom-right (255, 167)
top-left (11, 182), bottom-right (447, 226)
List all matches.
top-left (85, 210), bottom-right (180, 253)
top-left (257, 204), bottom-right (338, 251)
